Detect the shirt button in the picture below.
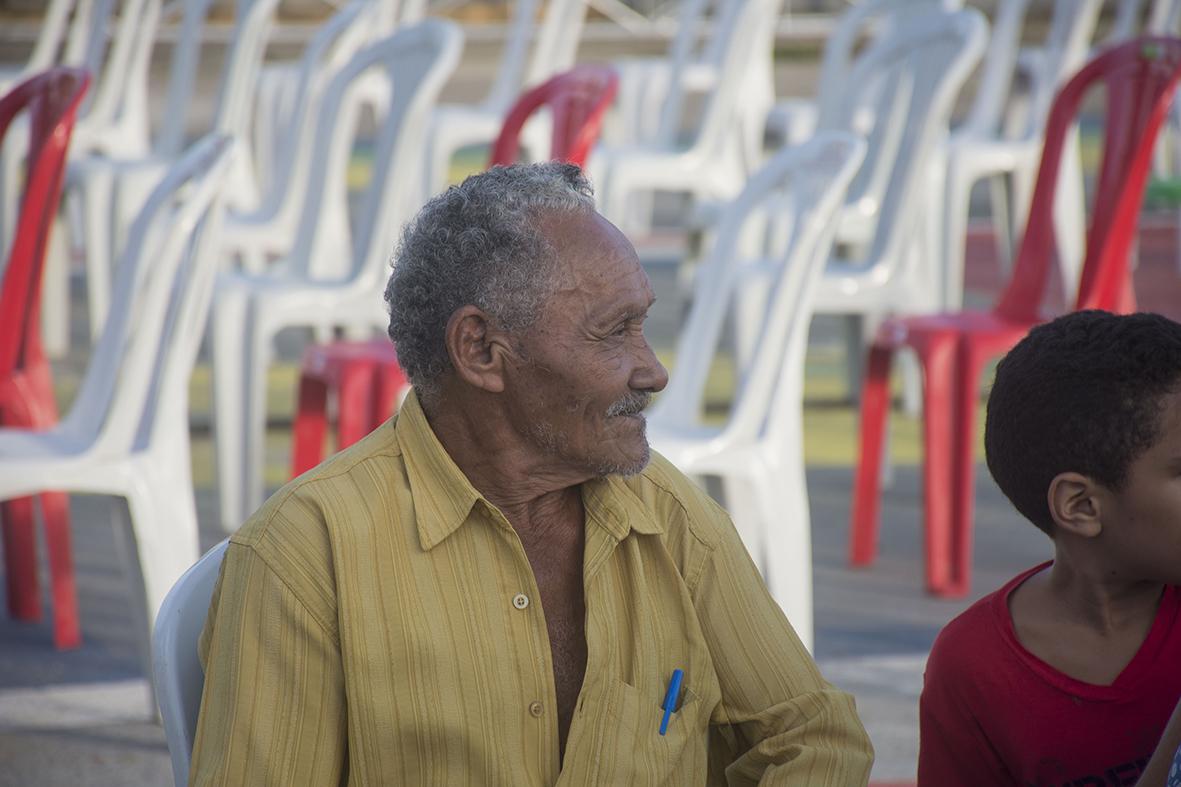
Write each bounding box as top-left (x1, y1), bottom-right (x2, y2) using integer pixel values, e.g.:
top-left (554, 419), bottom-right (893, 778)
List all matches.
top-left (528, 701), bottom-right (544, 717)
top-left (512, 593), bottom-right (529, 610)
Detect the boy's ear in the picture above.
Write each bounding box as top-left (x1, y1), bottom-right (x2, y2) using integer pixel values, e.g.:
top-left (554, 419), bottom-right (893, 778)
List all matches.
top-left (1047, 472), bottom-right (1103, 538)
top-left (444, 306), bottom-right (515, 394)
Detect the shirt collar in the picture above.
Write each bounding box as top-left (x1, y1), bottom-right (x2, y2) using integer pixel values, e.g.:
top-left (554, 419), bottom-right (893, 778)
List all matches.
top-left (582, 474), bottom-right (666, 541)
top-left (397, 390), bottom-right (484, 551)
top-left (397, 390), bottom-right (666, 550)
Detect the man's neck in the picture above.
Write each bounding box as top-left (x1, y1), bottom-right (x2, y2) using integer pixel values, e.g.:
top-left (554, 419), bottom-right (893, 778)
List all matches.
top-left (422, 392), bottom-right (590, 536)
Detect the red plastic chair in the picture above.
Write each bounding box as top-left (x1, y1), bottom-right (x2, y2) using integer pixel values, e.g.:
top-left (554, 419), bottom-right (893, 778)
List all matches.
top-left (289, 67), bottom-right (619, 480)
top-left (290, 339), bottom-right (408, 477)
top-left (849, 37), bottom-right (1181, 597)
top-left (488, 64), bottom-right (619, 167)
top-left (0, 67), bottom-right (90, 648)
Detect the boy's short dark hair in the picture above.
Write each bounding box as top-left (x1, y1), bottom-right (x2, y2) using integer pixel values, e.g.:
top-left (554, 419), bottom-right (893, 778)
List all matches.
top-left (984, 310), bottom-right (1181, 536)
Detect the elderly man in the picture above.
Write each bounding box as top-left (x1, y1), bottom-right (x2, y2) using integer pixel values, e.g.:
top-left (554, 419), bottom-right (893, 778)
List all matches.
top-left (190, 163), bottom-right (873, 785)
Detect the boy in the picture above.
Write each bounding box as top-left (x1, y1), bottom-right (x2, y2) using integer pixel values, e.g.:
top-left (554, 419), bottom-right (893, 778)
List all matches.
top-left (918, 310), bottom-right (1181, 786)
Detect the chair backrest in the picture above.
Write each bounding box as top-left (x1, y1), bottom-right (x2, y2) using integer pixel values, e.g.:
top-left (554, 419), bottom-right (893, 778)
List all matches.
top-left (1149, 0), bottom-right (1181, 33)
top-left (0, 69), bottom-right (90, 384)
top-left (75, 0), bottom-right (160, 155)
top-left (1108, 0), bottom-right (1181, 42)
top-left (653, 0), bottom-right (779, 161)
top-left (16, 0), bottom-right (83, 78)
top-left (488, 65), bottom-right (619, 168)
top-left (235, 0), bottom-right (375, 225)
top-left (152, 539), bottom-right (229, 787)
top-left (650, 132), bottom-right (865, 439)
top-left (812, 0), bottom-right (959, 122)
top-left (211, 0), bottom-right (281, 139)
top-left (57, 134), bottom-right (235, 455)
top-left (822, 10), bottom-right (987, 300)
top-left (995, 37), bottom-right (1181, 324)
top-left (286, 20), bottom-right (462, 291)
top-left (152, 0), bottom-right (220, 159)
top-left (483, 0), bottom-right (589, 113)
top-left (959, 0), bottom-right (1100, 140)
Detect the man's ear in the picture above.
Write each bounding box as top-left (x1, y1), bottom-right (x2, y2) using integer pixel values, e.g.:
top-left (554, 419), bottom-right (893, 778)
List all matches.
top-left (444, 306), bottom-right (515, 393)
top-left (1047, 472), bottom-right (1103, 538)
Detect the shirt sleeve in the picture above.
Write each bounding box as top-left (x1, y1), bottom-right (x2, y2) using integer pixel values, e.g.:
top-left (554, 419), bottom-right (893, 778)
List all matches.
top-left (189, 541), bottom-right (348, 786)
top-left (690, 509), bottom-right (874, 786)
top-left (917, 633), bottom-right (1010, 787)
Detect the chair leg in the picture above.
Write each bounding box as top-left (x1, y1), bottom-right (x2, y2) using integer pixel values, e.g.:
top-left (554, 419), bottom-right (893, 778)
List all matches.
top-left (753, 460), bottom-right (813, 653)
top-left (291, 372), bottom-right (330, 478)
top-left (2, 497), bottom-right (42, 621)
top-left (850, 342), bottom-right (895, 567)
top-left (947, 346), bottom-right (987, 598)
top-left (79, 170), bottom-right (115, 340)
top-left (918, 334), bottom-right (960, 596)
top-left (41, 491), bottom-right (80, 649)
top-left (212, 292), bottom-right (249, 532)
top-left (0, 363), bottom-right (62, 625)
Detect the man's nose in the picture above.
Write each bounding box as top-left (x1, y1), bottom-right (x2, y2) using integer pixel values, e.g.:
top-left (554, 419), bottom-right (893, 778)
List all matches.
top-left (632, 337), bottom-right (669, 393)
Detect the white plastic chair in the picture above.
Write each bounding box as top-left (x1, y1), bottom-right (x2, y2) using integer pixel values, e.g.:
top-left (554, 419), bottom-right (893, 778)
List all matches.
top-left (0, 0), bottom-right (82, 262)
top-left (606, 0), bottom-right (773, 160)
top-left (804, 10), bottom-right (987, 391)
top-left (604, 0), bottom-right (716, 147)
top-left (0, 0), bottom-right (159, 356)
top-left (0, 133), bottom-right (234, 657)
top-left (763, 0), bottom-right (960, 150)
top-left (938, 0), bottom-right (1100, 310)
top-left (0, 0), bottom-right (86, 91)
top-left (211, 20), bottom-right (463, 532)
top-left (221, 0), bottom-right (377, 276)
top-left (421, 0), bottom-right (587, 198)
top-left (646, 132), bottom-right (866, 653)
top-left (0, 0), bottom-right (163, 162)
top-left (66, 0), bottom-right (279, 341)
top-left (590, 0), bottom-right (782, 237)
top-left (248, 0), bottom-right (407, 198)
top-left (153, 539), bottom-right (228, 787)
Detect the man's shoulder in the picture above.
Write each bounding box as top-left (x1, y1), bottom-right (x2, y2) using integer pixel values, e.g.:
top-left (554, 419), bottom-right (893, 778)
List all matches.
top-left (233, 421), bottom-right (406, 570)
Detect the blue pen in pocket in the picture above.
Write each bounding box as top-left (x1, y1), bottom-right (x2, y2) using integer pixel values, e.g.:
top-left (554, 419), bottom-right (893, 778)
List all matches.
top-left (659, 668), bottom-right (684, 736)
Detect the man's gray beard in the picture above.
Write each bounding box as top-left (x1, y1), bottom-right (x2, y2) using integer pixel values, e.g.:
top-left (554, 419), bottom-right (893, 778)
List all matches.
top-left (529, 392), bottom-right (653, 478)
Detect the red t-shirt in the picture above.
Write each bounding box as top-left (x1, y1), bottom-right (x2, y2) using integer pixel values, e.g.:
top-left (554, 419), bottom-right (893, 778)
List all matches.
top-left (918, 562), bottom-right (1181, 787)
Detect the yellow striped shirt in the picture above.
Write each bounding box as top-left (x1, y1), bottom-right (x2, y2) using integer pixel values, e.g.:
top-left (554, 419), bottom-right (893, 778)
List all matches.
top-left (190, 391), bottom-right (872, 785)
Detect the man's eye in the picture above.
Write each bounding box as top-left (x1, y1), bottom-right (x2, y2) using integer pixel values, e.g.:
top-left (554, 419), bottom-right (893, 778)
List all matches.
top-left (612, 324), bottom-right (629, 336)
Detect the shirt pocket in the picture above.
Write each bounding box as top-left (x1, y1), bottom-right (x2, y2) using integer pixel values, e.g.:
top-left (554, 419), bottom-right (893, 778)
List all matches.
top-left (590, 678), bottom-right (707, 786)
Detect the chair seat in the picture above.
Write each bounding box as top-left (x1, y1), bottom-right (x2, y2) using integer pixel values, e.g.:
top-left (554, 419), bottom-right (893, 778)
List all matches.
top-left (876, 309), bottom-right (1037, 349)
top-left (291, 339), bottom-right (408, 478)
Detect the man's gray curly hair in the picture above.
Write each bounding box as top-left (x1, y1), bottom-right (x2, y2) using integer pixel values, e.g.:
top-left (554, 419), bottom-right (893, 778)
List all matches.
top-left (384, 162), bottom-right (595, 404)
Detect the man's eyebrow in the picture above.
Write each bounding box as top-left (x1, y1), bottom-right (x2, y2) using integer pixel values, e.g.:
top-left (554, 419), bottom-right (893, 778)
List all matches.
top-left (596, 294), bottom-right (656, 321)
top-left (617, 297), bottom-right (656, 322)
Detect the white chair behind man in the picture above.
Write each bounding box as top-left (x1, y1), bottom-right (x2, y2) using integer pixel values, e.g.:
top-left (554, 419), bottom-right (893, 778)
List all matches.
top-left (153, 539), bottom-right (229, 787)
top-left (647, 131), bottom-right (866, 652)
top-left (0, 133), bottom-right (235, 665)
top-left (210, 21), bottom-right (463, 533)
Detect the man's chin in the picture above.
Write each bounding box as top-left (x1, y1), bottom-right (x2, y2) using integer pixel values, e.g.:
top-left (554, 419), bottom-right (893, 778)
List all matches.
top-left (594, 442), bottom-right (651, 478)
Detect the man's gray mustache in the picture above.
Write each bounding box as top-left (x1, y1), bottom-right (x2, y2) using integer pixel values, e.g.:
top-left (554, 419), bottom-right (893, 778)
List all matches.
top-left (606, 392), bottom-right (652, 418)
